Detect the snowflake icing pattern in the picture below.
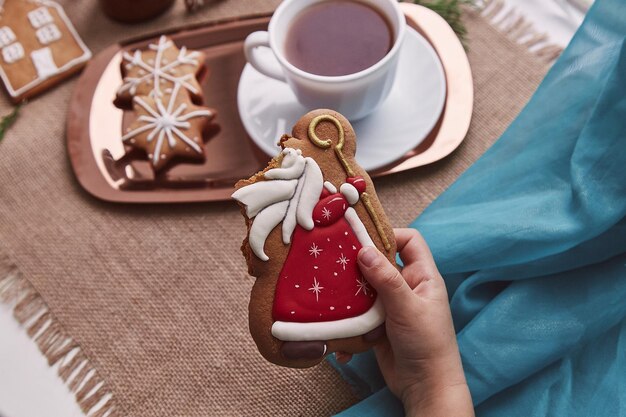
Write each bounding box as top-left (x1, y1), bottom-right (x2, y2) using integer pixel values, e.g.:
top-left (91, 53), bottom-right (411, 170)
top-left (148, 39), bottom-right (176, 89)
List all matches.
top-left (308, 243), bottom-right (323, 258)
top-left (308, 277), bottom-right (324, 302)
top-left (118, 36), bottom-right (202, 99)
top-left (336, 253), bottom-right (349, 270)
top-left (321, 206), bottom-right (332, 220)
top-left (355, 276), bottom-right (371, 296)
top-left (122, 83), bottom-right (213, 167)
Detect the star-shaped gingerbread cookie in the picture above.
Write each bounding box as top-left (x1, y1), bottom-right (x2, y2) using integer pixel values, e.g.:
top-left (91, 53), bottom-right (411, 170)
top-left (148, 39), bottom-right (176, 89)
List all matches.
top-left (121, 82), bottom-right (215, 172)
top-left (116, 35), bottom-right (206, 107)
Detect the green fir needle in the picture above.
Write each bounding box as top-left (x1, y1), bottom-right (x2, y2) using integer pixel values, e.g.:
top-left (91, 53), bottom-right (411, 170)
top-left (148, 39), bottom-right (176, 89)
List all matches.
top-left (409, 0), bottom-right (472, 46)
top-left (0, 104), bottom-right (21, 143)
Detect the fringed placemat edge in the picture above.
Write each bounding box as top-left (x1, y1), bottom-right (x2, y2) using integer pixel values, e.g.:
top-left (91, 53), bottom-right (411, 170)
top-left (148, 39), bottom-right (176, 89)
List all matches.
top-left (0, 255), bottom-right (118, 417)
top-left (477, 0), bottom-right (564, 62)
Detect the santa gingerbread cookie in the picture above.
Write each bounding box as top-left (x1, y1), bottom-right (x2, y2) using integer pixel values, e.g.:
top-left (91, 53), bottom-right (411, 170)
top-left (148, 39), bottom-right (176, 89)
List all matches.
top-left (233, 109), bottom-right (396, 368)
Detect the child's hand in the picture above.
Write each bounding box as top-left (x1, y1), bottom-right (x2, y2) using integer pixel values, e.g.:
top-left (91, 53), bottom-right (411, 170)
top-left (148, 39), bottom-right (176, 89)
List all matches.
top-left (336, 229), bottom-right (474, 417)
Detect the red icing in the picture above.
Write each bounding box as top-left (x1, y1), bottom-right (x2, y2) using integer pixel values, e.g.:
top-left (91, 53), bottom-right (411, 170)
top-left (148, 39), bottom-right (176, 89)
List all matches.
top-left (347, 176), bottom-right (366, 194)
top-left (320, 187), bottom-right (332, 199)
top-left (273, 192), bottom-right (376, 323)
top-left (312, 194), bottom-right (348, 227)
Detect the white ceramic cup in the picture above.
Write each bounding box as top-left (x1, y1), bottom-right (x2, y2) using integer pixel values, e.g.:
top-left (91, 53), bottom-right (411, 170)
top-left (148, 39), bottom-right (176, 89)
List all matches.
top-left (243, 0), bottom-right (406, 121)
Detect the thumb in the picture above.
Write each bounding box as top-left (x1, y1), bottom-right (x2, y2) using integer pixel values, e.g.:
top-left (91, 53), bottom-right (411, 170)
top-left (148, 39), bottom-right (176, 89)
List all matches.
top-left (358, 246), bottom-right (414, 321)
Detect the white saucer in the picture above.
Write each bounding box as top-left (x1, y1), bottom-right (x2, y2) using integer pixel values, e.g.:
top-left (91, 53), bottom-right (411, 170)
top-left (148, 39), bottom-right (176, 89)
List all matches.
top-left (237, 27), bottom-right (446, 171)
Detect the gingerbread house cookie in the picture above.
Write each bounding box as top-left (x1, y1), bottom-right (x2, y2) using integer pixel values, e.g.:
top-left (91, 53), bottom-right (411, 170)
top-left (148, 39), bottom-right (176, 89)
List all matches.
top-left (115, 35), bottom-right (206, 108)
top-left (233, 109), bottom-right (396, 368)
top-left (0, 0), bottom-right (91, 103)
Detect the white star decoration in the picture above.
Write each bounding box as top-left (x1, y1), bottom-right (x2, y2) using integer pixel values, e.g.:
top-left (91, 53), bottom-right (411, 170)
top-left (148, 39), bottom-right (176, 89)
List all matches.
top-left (121, 83), bottom-right (212, 166)
top-left (308, 243), bottom-right (323, 258)
top-left (308, 278), bottom-right (324, 302)
top-left (119, 35), bottom-right (202, 98)
top-left (336, 253), bottom-right (349, 270)
top-left (322, 206), bottom-right (332, 220)
top-left (355, 276), bottom-right (371, 296)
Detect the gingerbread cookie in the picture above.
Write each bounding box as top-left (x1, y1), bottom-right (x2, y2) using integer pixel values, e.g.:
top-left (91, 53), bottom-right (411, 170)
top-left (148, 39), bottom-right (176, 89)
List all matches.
top-left (115, 35), bottom-right (206, 108)
top-left (232, 109), bottom-right (396, 368)
top-left (121, 82), bottom-right (215, 172)
top-left (0, 0), bottom-right (91, 103)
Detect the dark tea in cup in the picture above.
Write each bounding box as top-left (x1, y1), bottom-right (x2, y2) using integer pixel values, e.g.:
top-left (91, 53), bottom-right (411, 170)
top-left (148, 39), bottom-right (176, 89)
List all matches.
top-left (285, 0), bottom-right (393, 77)
top-left (243, 0), bottom-right (406, 119)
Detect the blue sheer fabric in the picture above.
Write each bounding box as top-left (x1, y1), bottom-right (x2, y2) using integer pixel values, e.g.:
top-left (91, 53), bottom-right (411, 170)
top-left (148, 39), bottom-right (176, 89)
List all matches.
top-left (331, 0), bottom-right (626, 415)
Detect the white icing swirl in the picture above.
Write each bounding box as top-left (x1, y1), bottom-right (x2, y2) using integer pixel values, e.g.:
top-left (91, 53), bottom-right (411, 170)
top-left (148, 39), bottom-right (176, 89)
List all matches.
top-left (248, 201), bottom-right (289, 261)
top-left (324, 181), bottom-right (337, 193)
top-left (264, 148), bottom-right (304, 180)
top-left (232, 148), bottom-right (324, 261)
top-left (231, 179), bottom-right (297, 218)
top-left (340, 183), bottom-right (359, 205)
top-left (272, 297), bottom-right (385, 341)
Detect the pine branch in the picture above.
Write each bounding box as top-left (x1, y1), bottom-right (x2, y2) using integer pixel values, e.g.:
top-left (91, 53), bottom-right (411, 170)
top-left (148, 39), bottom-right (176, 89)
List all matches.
top-left (0, 104), bottom-right (20, 143)
top-left (410, 0), bottom-right (472, 46)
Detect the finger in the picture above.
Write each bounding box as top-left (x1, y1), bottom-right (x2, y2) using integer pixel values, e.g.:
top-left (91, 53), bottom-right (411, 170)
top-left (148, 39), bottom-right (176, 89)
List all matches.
top-left (358, 246), bottom-right (414, 320)
top-left (334, 351), bottom-right (353, 364)
top-left (394, 228), bottom-right (438, 272)
top-left (394, 228), bottom-right (441, 287)
top-left (373, 339), bottom-right (394, 379)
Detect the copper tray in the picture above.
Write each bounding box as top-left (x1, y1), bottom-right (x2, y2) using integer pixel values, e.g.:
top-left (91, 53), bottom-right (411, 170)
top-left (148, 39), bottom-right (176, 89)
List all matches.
top-left (66, 4), bottom-right (472, 203)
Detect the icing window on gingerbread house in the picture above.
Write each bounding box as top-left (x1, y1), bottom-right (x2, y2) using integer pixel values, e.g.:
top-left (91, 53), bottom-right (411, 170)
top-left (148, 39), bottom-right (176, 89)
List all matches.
top-left (36, 24), bottom-right (62, 45)
top-left (2, 43), bottom-right (24, 64)
top-left (0, 27), bottom-right (16, 48)
top-left (28, 7), bottom-right (54, 29)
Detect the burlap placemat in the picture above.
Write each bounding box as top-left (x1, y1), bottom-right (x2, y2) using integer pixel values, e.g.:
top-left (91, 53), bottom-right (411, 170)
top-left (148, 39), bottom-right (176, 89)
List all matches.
top-left (0, 2), bottom-right (549, 416)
